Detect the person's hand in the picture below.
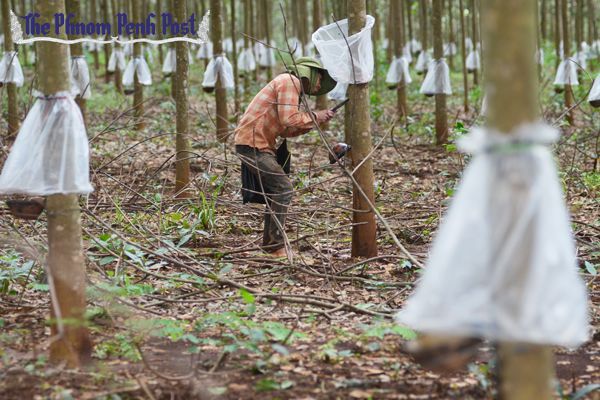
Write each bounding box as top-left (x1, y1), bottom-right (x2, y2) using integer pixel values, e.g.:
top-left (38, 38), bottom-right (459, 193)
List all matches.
top-left (315, 109), bottom-right (335, 124)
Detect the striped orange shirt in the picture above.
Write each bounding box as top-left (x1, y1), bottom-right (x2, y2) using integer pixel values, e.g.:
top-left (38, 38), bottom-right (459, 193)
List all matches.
top-left (234, 73), bottom-right (316, 154)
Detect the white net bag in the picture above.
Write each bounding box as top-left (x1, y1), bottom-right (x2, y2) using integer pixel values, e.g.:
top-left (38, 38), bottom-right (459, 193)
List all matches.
top-left (237, 48), bottom-right (256, 72)
top-left (415, 50), bottom-right (431, 74)
top-left (202, 55), bottom-right (234, 90)
top-left (580, 41), bottom-right (590, 59)
top-left (536, 48), bottom-right (544, 65)
top-left (553, 58), bottom-right (579, 86)
top-left (466, 50), bottom-right (481, 72)
top-left (108, 48), bottom-right (126, 72)
top-left (124, 41), bottom-right (133, 57)
top-left (0, 51), bottom-right (24, 87)
top-left (420, 58), bottom-right (452, 96)
top-left (312, 15), bottom-right (375, 84)
top-left (123, 57), bottom-right (152, 87)
top-left (589, 74), bottom-right (600, 107)
top-left (328, 81), bottom-right (348, 101)
top-left (396, 122), bottom-right (589, 348)
top-left (465, 37), bottom-right (474, 53)
top-left (574, 51), bottom-right (587, 70)
top-left (235, 38), bottom-right (244, 52)
top-left (481, 94), bottom-right (488, 116)
top-left (0, 92), bottom-right (93, 195)
top-left (196, 41), bottom-right (213, 60)
top-left (162, 48), bottom-right (177, 74)
top-left (257, 40), bottom-right (277, 67)
top-left (70, 56), bottom-right (92, 100)
top-left (409, 39), bottom-right (422, 54)
top-left (385, 56), bottom-right (412, 88)
top-left (381, 38), bottom-right (389, 50)
top-left (402, 44), bottom-right (413, 64)
top-left (443, 42), bottom-right (457, 57)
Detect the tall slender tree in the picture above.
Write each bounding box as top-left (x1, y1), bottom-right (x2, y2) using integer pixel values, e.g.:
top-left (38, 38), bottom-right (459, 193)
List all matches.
top-left (347, 0), bottom-right (377, 258)
top-left (470, 0), bottom-right (479, 85)
top-left (314, 0), bottom-right (329, 112)
top-left (37, 0), bottom-right (92, 368)
top-left (230, 0), bottom-right (239, 114)
top-left (102, 0), bottom-right (111, 83)
top-left (132, 0), bottom-right (145, 130)
top-left (1, 0), bottom-right (19, 136)
top-left (393, 0), bottom-right (408, 122)
top-left (432, 0), bottom-right (448, 144)
top-left (447, 0), bottom-right (455, 70)
top-left (459, 0), bottom-right (468, 112)
top-left (174, 0), bottom-right (191, 196)
top-left (482, 0), bottom-right (555, 397)
top-left (66, 0), bottom-right (87, 123)
top-left (554, 0), bottom-right (561, 68)
top-left (561, 0), bottom-right (574, 125)
top-left (211, 0), bottom-right (228, 142)
top-left (111, 0), bottom-right (123, 93)
top-left (90, 0), bottom-right (100, 69)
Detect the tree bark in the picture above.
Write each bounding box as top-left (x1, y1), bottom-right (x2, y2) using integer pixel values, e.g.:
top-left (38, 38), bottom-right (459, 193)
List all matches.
top-left (459, 0), bottom-right (469, 113)
top-left (406, 0), bottom-right (413, 44)
top-left (132, 0), bottom-right (144, 130)
top-left (482, 2), bottom-right (555, 395)
top-left (347, 0), bottom-right (377, 258)
top-left (111, 0), bottom-right (123, 93)
top-left (314, 0), bottom-right (329, 112)
top-left (263, 0), bottom-right (273, 81)
top-left (561, 0), bottom-right (574, 125)
top-left (174, 0), bottom-right (191, 196)
top-left (541, 0), bottom-right (547, 41)
top-left (1, 0), bottom-right (19, 136)
top-left (157, 0), bottom-right (164, 64)
top-left (554, 0), bottom-right (561, 68)
top-left (211, 0), bottom-right (228, 142)
top-left (432, 0), bottom-right (448, 144)
top-left (447, 0), bottom-right (455, 70)
top-left (102, 0), bottom-right (111, 83)
top-left (230, 0), bottom-right (239, 115)
top-left (470, 0), bottom-right (478, 85)
top-left (393, 0), bottom-right (408, 122)
top-left (420, 0), bottom-right (428, 55)
top-left (90, 0), bottom-right (100, 69)
top-left (36, 0), bottom-right (92, 368)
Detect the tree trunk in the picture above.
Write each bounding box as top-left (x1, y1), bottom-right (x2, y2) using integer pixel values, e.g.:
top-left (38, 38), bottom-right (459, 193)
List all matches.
top-left (157, 0), bottom-right (164, 64)
top-left (111, 0), bottom-right (123, 93)
top-left (102, 0), bottom-right (111, 83)
top-left (406, 0), bottom-right (413, 44)
top-left (482, 1), bottom-right (555, 397)
top-left (470, 0), bottom-right (478, 85)
top-left (561, 0), bottom-right (574, 125)
top-left (19, 0), bottom-right (28, 66)
top-left (174, 0), bottom-right (191, 196)
top-left (432, 0), bottom-right (448, 144)
top-left (347, 0), bottom-right (377, 258)
top-left (554, 0), bottom-right (561, 68)
top-left (541, 0), bottom-right (547, 41)
top-left (211, 0), bottom-right (228, 142)
top-left (263, 0), bottom-right (273, 81)
top-left (459, 0), bottom-right (469, 113)
top-left (66, 0), bottom-right (87, 124)
top-left (1, 0), bottom-right (19, 136)
top-left (447, 0), bottom-right (455, 70)
top-left (588, 0), bottom-right (597, 44)
top-left (36, 0), bottom-right (92, 368)
top-left (230, 0), bottom-right (239, 115)
top-left (314, 0), bottom-right (329, 112)
top-left (90, 0), bottom-right (100, 69)
top-left (420, 0), bottom-right (428, 54)
top-left (132, 0), bottom-right (144, 129)
top-left (393, 0), bottom-right (408, 122)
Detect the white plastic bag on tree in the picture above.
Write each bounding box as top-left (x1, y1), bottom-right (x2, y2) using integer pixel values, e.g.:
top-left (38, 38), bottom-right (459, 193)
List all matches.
top-left (385, 56), bottom-right (412, 88)
top-left (202, 55), bottom-right (234, 90)
top-left (123, 41), bottom-right (133, 57)
top-left (396, 122), bottom-right (589, 348)
top-left (197, 41), bottom-right (213, 60)
top-left (162, 48), bottom-right (177, 74)
top-left (443, 42), bottom-right (457, 56)
top-left (0, 51), bottom-right (24, 87)
top-left (123, 57), bottom-right (152, 86)
top-left (536, 48), bottom-right (544, 65)
top-left (0, 92), bottom-right (93, 195)
top-left (574, 51), bottom-right (587, 70)
top-left (481, 94), bottom-right (488, 116)
top-left (420, 58), bottom-right (452, 96)
top-left (223, 38), bottom-right (233, 53)
top-left (409, 38), bottom-right (422, 54)
top-left (466, 50), bottom-right (480, 72)
top-left (465, 37), bottom-right (474, 53)
top-left (235, 38), bottom-right (245, 52)
top-left (381, 38), bottom-right (389, 50)
top-left (70, 56), bottom-right (91, 99)
top-left (415, 50), bottom-right (431, 74)
top-left (237, 48), bottom-right (256, 72)
top-left (312, 15), bottom-right (375, 84)
top-left (328, 81), bottom-right (348, 101)
top-left (588, 74), bottom-right (600, 107)
top-left (108, 48), bottom-right (126, 72)
top-left (402, 44), bottom-right (413, 64)
top-left (257, 40), bottom-right (277, 67)
top-left (553, 58), bottom-right (579, 86)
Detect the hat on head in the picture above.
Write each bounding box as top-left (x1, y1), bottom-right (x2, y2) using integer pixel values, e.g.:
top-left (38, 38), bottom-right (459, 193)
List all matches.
top-left (288, 56), bottom-right (336, 96)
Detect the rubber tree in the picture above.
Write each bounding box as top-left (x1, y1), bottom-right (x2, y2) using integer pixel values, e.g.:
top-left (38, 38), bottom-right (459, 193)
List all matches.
top-left (541, 0), bottom-right (547, 41)
top-left (263, 0), bottom-right (273, 81)
top-left (347, 0), bottom-right (377, 258)
top-left (19, 0), bottom-right (28, 66)
top-left (470, 0), bottom-right (479, 85)
top-left (66, 0), bottom-right (87, 123)
top-left (230, 0), bottom-right (239, 114)
top-left (314, 0), bottom-right (329, 112)
top-left (157, 0), bottom-right (164, 64)
top-left (561, 0), bottom-right (574, 125)
top-left (432, 0), bottom-right (448, 144)
top-left (1, 0), bottom-right (19, 135)
top-left (447, 0), bottom-right (455, 69)
top-left (419, 0), bottom-right (428, 73)
top-left (393, 0), bottom-right (408, 122)
top-left (211, 0), bottom-right (228, 142)
top-left (36, 0), bottom-right (92, 368)
top-left (132, 0), bottom-right (145, 130)
top-left (111, 0), bottom-right (123, 93)
top-left (588, 0), bottom-right (597, 43)
top-left (554, 0), bottom-right (561, 68)
top-left (174, 0), bottom-right (191, 196)
top-left (242, 0), bottom-right (250, 98)
top-left (102, 0), bottom-right (111, 83)
top-left (90, 0), bottom-right (100, 70)
top-left (482, 0), bottom-right (555, 397)
top-left (459, 0), bottom-right (468, 112)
